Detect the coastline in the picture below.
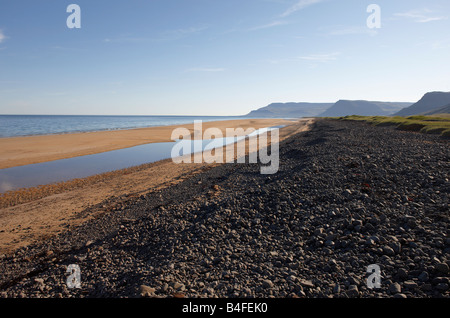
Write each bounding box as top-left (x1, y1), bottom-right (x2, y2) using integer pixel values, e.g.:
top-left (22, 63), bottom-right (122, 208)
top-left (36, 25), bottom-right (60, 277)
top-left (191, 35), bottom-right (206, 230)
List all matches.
top-left (0, 118), bottom-right (293, 170)
top-left (1, 119), bottom-right (448, 298)
top-left (0, 119), bottom-right (313, 254)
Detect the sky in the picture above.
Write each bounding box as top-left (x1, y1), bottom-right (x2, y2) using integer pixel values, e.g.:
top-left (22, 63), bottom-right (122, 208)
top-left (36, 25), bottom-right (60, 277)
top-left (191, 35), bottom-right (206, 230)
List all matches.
top-left (0, 0), bottom-right (449, 116)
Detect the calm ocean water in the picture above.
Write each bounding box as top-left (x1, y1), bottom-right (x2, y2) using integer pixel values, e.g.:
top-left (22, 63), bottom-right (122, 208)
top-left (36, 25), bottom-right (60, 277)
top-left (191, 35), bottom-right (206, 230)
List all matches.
top-left (0, 115), bottom-right (248, 138)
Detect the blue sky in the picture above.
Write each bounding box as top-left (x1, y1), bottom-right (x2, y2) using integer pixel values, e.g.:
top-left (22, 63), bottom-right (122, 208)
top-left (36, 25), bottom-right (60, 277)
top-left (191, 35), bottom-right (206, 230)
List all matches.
top-left (0, 0), bottom-right (449, 115)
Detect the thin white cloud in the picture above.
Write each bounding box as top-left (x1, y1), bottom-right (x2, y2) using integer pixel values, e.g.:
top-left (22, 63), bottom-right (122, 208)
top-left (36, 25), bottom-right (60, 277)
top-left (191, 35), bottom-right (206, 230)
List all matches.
top-left (298, 52), bottom-right (340, 62)
top-left (45, 92), bottom-right (68, 97)
top-left (161, 25), bottom-right (209, 40)
top-left (280, 0), bottom-right (324, 18)
top-left (0, 29), bottom-right (7, 44)
top-left (264, 52), bottom-right (340, 65)
top-left (104, 26), bottom-right (208, 43)
top-left (432, 39), bottom-right (450, 50)
top-left (103, 37), bottom-right (148, 43)
top-left (185, 68), bottom-right (226, 73)
top-left (249, 20), bottom-right (289, 31)
top-left (394, 9), bottom-right (447, 23)
top-left (328, 26), bottom-right (378, 36)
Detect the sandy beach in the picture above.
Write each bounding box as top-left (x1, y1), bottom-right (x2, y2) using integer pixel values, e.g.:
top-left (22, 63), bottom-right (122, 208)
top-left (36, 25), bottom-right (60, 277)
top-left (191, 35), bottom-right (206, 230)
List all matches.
top-left (0, 118), bottom-right (292, 170)
top-left (0, 118), bottom-right (312, 254)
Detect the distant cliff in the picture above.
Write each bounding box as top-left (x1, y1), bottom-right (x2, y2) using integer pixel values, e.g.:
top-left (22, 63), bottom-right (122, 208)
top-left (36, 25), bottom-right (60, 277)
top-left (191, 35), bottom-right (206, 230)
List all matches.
top-left (319, 100), bottom-right (412, 117)
top-left (395, 92), bottom-right (450, 116)
top-left (245, 93), bottom-right (450, 118)
top-left (246, 102), bottom-right (334, 118)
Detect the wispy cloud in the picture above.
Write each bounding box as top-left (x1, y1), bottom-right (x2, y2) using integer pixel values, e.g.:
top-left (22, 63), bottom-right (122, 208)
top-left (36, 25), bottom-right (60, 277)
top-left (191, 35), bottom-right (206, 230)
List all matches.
top-left (104, 26), bottom-right (209, 43)
top-left (298, 52), bottom-right (340, 62)
top-left (280, 0), bottom-right (324, 18)
top-left (431, 39), bottom-right (450, 50)
top-left (160, 25), bottom-right (209, 40)
top-left (264, 52), bottom-right (340, 65)
top-left (0, 29), bottom-right (8, 44)
top-left (45, 92), bottom-right (69, 97)
top-left (328, 26), bottom-right (378, 36)
top-left (51, 45), bottom-right (89, 52)
top-left (103, 36), bottom-right (148, 43)
top-left (249, 20), bottom-right (289, 31)
top-left (185, 67), bottom-right (226, 73)
top-left (394, 9), bottom-right (447, 23)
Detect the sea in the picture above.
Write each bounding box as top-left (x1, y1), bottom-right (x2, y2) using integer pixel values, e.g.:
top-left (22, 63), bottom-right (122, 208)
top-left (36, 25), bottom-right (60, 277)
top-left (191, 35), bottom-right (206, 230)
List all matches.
top-left (0, 115), bottom-right (249, 138)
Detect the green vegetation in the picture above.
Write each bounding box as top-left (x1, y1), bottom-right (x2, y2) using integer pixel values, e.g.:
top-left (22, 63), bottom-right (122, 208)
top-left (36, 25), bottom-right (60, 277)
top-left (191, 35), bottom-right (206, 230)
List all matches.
top-left (333, 115), bottom-right (450, 138)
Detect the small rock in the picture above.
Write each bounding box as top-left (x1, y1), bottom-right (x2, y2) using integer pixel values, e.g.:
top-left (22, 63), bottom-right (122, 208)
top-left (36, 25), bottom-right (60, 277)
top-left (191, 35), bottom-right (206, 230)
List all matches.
top-left (432, 277), bottom-right (450, 285)
top-left (418, 271), bottom-right (429, 282)
top-left (140, 285), bottom-right (156, 297)
top-left (434, 263), bottom-right (449, 274)
top-left (333, 284), bottom-right (341, 294)
top-left (45, 250), bottom-right (54, 257)
top-left (436, 283), bottom-right (449, 292)
top-left (173, 282), bottom-right (185, 291)
top-left (393, 293), bottom-right (407, 299)
top-left (347, 276), bottom-right (360, 286)
top-left (204, 287), bottom-right (215, 295)
top-left (347, 285), bottom-right (359, 297)
top-left (314, 228), bottom-right (325, 236)
top-left (299, 279), bottom-right (314, 288)
top-left (262, 280), bottom-right (274, 289)
top-left (389, 283), bottom-right (401, 294)
top-left (398, 268), bottom-right (408, 280)
top-left (403, 281), bottom-right (418, 290)
top-left (405, 216), bottom-right (417, 228)
top-left (390, 242), bottom-right (401, 254)
top-left (421, 284), bottom-right (432, 292)
top-left (382, 246), bottom-right (395, 256)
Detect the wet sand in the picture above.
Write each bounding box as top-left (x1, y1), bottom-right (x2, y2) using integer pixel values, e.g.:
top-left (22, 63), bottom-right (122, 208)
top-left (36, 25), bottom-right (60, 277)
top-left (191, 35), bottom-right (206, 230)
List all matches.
top-left (0, 118), bottom-right (292, 170)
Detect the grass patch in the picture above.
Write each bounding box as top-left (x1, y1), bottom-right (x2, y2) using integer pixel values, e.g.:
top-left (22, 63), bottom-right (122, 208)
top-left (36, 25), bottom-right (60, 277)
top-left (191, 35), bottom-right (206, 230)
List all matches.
top-left (333, 115), bottom-right (450, 138)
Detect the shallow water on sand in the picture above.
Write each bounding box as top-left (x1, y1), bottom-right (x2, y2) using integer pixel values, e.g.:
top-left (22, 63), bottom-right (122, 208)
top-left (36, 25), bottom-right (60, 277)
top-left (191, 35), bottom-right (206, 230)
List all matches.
top-left (0, 126), bottom-right (283, 193)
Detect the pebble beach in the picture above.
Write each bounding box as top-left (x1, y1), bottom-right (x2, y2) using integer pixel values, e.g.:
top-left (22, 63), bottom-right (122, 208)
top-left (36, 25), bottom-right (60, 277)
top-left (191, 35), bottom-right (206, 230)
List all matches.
top-left (0, 119), bottom-right (448, 298)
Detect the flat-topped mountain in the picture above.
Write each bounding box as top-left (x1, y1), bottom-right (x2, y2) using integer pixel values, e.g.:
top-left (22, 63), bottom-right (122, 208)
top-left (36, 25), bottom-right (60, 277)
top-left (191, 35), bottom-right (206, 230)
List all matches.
top-left (246, 102), bottom-right (334, 118)
top-left (395, 92), bottom-right (450, 116)
top-left (319, 100), bottom-right (412, 117)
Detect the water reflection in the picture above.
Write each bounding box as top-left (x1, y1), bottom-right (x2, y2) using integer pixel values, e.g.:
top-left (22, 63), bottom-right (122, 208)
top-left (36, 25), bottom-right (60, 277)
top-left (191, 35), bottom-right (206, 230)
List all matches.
top-left (0, 126), bottom-right (283, 193)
